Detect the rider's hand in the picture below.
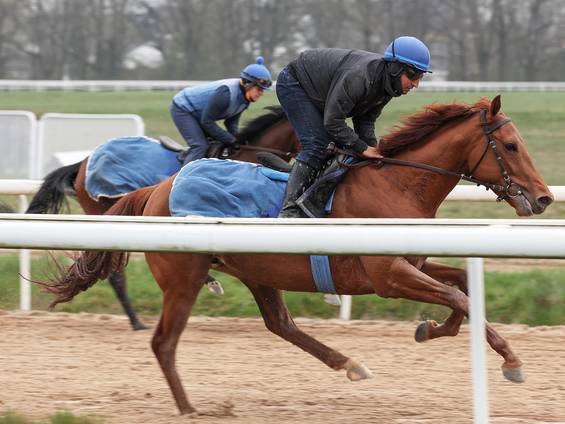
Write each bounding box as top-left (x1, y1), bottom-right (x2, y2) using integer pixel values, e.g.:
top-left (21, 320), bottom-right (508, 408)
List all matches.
top-left (361, 146), bottom-right (383, 159)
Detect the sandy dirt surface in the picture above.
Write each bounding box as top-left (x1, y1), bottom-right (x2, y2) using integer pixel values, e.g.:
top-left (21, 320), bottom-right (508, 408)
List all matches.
top-left (0, 311), bottom-right (564, 424)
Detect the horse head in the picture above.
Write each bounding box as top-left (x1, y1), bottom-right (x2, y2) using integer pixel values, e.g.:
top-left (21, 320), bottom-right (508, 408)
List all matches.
top-left (464, 95), bottom-right (553, 216)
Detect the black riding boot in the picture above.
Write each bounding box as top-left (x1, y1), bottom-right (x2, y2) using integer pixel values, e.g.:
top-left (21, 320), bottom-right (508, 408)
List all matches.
top-left (278, 160), bottom-right (317, 218)
top-left (296, 158), bottom-right (346, 218)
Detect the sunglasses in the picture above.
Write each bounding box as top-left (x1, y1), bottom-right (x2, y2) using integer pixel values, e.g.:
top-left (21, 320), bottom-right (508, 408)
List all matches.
top-left (256, 78), bottom-right (272, 89)
top-left (404, 66), bottom-right (424, 81)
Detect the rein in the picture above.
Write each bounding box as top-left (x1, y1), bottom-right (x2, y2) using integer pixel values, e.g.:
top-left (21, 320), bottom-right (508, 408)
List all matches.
top-left (330, 109), bottom-right (520, 201)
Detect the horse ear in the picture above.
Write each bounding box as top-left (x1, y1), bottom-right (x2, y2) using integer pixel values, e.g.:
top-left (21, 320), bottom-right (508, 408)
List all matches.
top-left (490, 95), bottom-right (502, 117)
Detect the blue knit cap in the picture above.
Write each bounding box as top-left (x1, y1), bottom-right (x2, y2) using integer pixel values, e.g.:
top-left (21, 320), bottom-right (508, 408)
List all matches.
top-left (241, 56), bottom-right (272, 89)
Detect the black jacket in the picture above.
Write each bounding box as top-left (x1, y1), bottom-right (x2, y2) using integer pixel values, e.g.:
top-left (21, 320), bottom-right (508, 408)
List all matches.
top-left (288, 48), bottom-right (403, 154)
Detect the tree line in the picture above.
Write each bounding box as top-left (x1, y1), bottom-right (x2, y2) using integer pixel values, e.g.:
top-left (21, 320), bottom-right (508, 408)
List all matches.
top-left (0, 0), bottom-right (563, 81)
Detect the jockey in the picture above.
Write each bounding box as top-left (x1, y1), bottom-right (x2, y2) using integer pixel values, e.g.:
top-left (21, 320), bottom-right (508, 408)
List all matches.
top-left (276, 36), bottom-right (431, 217)
top-left (170, 56), bottom-right (272, 165)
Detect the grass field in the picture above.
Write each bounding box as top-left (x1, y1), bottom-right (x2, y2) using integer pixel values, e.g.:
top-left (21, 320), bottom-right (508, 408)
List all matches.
top-left (1, 90), bottom-right (564, 217)
top-left (0, 90), bottom-right (563, 325)
top-left (0, 255), bottom-right (563, 326)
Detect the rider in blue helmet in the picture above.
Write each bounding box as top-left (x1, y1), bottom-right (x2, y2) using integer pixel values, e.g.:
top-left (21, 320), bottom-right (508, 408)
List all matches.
top-left (171, 56), bottom-right (272, 164)
top-left (276, 36), bottom-right (431, 218)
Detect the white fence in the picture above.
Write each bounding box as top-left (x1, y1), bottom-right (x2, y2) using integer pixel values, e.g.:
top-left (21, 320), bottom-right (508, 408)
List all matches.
top-left (1, 214), bottom-right (564, 424)
top-left (37, 113), bottom-right (144, 176)
top-left (0, 111), bottom-right (37, 179)
top-left (2, 79), bottom-right (565, 92)
top-left (2, 182), bottom-right (564, 314)
top-left (0, 111), bottom-right (145, 179)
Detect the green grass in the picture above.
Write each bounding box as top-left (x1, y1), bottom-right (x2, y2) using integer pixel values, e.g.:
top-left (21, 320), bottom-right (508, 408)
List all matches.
top-left (1, 255), bottom-right (563, 326)
top-left (0, 411), bottom-right (102, 424)
top-left (1, 90), bottom-right (563, 183)
top-left (1, 90), bottom-right (565, 218)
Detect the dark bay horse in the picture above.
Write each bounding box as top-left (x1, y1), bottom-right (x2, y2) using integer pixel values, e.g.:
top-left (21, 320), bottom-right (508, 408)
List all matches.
top-left (43, 96), bottom-right (553, 414)
top-left (28, 107), bottom-right (299, 329)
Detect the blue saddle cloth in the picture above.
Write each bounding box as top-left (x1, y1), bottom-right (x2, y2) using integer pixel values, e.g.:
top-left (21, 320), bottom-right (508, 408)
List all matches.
top-left (85, 136), bottom-right (182, 200)
top-left (170, 159), bottom-right (338, 294)
top-left (170, 159), bottom-right (288, 218)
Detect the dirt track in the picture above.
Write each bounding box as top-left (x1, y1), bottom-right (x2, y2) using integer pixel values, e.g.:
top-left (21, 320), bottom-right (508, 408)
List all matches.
top-left (0, 311), bottom-right (564, 424)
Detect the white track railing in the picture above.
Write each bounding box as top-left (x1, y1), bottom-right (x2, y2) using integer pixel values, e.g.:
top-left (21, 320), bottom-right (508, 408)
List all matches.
top-left (1, 214), bottom-right (565, 424)
top-left (2, 80), bottom-right (565, 92)
top-left (1, 214), bottom-right (565, 255)
top-left (2, 181), bottom-right (564, 313)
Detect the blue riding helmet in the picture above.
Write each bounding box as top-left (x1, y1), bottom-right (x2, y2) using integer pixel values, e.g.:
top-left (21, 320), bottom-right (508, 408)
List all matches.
top-left (383, 36), bottom-right (432, 73)
top-left (241, 56), bottom-right (273, 90)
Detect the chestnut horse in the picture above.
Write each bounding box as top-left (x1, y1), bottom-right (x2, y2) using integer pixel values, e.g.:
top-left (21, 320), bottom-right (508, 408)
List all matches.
top-left (44, 96), bottom-right (553, 414)
top-left (28, 107), bottom-right (299, 329)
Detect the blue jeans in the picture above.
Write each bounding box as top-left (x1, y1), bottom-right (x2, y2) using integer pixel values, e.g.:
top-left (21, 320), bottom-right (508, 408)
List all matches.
top-left (170, 101), bottom-right (208, 165)
top-left (276, 66), bottom-right (329, 170)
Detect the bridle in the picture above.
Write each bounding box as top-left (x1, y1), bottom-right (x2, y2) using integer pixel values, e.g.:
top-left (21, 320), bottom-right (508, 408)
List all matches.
top-left (332, 109), bottom-right (523, 202)
top-left (467, 110), bottom-right (522, 201)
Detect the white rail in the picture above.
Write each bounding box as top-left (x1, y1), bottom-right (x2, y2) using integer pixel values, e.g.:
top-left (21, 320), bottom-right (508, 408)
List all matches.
top-left (1, 215), bottom-right (565, 256)
top-left (2, 80), bottom-right (565, 92)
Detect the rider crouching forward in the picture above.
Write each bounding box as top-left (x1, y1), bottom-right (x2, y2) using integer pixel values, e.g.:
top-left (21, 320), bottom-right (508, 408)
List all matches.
top-left (171, 56), bottom-right (272, 165)
top-left (276, 36), bottom-right (432, 218)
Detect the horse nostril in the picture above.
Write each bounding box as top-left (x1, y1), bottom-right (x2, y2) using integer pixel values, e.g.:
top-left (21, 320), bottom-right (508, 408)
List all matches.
top-left (537, 196), bottom-right (553, 207)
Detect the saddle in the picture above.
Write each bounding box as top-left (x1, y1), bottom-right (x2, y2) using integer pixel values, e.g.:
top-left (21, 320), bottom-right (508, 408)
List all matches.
top-left (157, 136), bottom-right (238, 163)
top-left (158, 135), bottom-right (187, 153)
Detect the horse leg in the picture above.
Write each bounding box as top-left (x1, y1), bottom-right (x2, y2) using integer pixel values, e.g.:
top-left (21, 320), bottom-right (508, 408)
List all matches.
top-left (108, 271), bottom-right (148, 331)
top-left (148, 253), bottom-right (209, 415)
top-left (415, 261), bottom-right (467, 342)
top-left (370, 257), bottom-right (524, 382)
top-left (246, 283), bottom-right (372, 381)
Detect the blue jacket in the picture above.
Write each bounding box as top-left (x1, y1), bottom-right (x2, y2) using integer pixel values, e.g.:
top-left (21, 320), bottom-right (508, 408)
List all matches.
top-left (173, 79), bottom-right (249, 144)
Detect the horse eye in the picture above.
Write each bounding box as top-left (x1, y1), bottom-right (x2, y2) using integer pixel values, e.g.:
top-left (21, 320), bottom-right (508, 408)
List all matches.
top-left (504, 143), bottom-right (517, 152)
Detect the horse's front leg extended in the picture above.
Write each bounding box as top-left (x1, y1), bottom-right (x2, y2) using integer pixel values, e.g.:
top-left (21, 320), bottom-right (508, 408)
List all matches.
top-left (415, 261), bottom-right (468, 342)
top-left (365, 256), bottom-right (524, 382)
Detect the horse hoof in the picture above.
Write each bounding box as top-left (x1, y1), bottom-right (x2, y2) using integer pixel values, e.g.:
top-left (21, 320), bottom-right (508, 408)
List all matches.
top-left (207, 281), bottom-right (225, 295)
top-left (132, 322), bottom-right (149, 331)
top-left (344, 359), bottom-right (373, 381)
top-left (414, 321), bottom-right (429, 343)
top-left (502, 365), bottom-right (526, 383)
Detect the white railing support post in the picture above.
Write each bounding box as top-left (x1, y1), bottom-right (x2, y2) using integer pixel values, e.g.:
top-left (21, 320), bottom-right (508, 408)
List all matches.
top-left (339, 295), bottom-right (352, 320)
top-left (467, 257), bottom-right (489, 424)
top-left (18, 195), bottom-right (31, 311)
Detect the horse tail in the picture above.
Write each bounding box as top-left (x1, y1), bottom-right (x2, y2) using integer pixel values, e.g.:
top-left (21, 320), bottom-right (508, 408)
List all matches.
top-left (26, 161), bottom-right (81, 214)
top-left (41, 185), bottom-right (157, 307)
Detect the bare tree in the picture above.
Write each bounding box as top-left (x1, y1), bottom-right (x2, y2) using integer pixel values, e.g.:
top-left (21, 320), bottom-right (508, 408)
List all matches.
top-left (303, 0), bottom-right (348, 48)
top-left (2, 0), bottom-right (565, 81)
top-left (0, 0), bottom-right (26, 77)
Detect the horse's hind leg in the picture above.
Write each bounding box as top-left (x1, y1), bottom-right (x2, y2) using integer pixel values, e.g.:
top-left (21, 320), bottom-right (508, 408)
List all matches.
top-left (147, 253), bottom-right (209, 415)
top-left (245, 283), bottom-right (372, 381)
top-left (108, 270), bottom-right (148, 331)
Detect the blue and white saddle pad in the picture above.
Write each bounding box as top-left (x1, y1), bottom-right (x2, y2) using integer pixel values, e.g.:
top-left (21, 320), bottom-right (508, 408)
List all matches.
top-left (169, 158), bottom-right (337, 293)
top-left (85, 136), bottom-right (182, 200)
top-left (170, 159), bottom-right (288, 218)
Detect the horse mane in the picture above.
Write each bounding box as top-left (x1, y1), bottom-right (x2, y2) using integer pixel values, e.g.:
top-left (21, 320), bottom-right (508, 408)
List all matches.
top-left (380, 98), bottom-right (492, 157)
top-left (236, 106), bottom-right (287, 144)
